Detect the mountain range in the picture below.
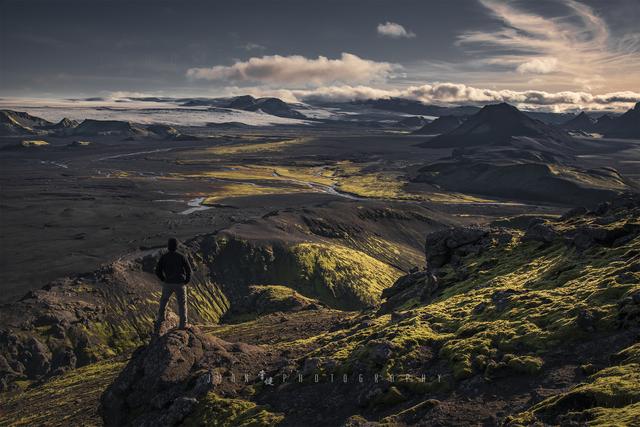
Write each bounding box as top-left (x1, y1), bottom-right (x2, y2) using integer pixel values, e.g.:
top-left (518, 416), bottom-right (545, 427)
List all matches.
top-left (2, 99), bottom-right (638, 140)
top-left (559, 102), bottom-right (640, 138)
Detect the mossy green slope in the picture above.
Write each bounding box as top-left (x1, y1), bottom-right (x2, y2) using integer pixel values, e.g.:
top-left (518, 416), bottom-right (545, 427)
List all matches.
top-left (205, 237), bottom-right (403, 310)
top-left (183, 393), bottom-right (284, 427)
top-left (274, 198), bottom-right (640, 423)
top-left (508, 343), bottom-right (640, 425)
top-left (296, 234), bottom-right (637, 378)
top-left (0, 359), bottom-right (124, 426)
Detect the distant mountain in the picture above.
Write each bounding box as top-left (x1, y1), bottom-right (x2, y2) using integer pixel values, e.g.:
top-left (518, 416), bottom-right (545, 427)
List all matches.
top-left (0, 110), bottom-right (52, 135)
top-left (179, 95), bottom-right (307, 120)
top-left (180, 98), bottom-right (226, 107)
top-left (593, 114), bottom-right (615, 134)
top-left (43, 118), bottom-right (79, 133)
top-left (206, 121), bottom-right (255, 129)
top-left (227, 95), bottom-right (258, 110)
top-left (72, 119), bottom-right (148, 137)
top-left (357, 98), bottom-right (479, 117)
top-left (412, 115), bottom-right (465, 135)
top-left (351, 98), bottom-right (574, 124)
top-left (602, 102), bottom-right (640, 138)
top-left (396, 115), bottom-right (429, 128)
top-left (523, 111), bottom-right (575, 125)
top-left (561, 112), bottom-right (595, 132)
top-left (228, 96), bottom-right (307, 119)
top-left (421, 103), bottom-right (571, 147)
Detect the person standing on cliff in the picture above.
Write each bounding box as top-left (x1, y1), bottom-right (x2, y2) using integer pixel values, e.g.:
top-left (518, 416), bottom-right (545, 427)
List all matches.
top-left (154, 237), bottom-right (192, 332)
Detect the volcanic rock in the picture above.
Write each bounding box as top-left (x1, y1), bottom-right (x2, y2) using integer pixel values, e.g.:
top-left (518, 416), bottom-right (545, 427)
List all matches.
top-left (100, 327), bottom-right (266, 426)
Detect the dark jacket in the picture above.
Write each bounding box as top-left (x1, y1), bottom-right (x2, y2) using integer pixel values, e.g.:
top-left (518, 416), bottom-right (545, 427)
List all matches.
top-left (155, 251), bottom-right (191, 284)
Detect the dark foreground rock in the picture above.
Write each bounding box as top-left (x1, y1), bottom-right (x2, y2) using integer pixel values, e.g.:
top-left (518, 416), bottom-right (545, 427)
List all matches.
top-left (424, 226), bottom-right (489, 269)
top-left (100, 326), bottom-right (269, 426)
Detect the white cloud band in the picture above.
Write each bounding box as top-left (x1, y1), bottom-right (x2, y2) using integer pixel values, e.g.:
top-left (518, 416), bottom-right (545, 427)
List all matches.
top-left (243, 83), bottom-right (639, 112)
top-left (187, 53), bottom-right (396, 86)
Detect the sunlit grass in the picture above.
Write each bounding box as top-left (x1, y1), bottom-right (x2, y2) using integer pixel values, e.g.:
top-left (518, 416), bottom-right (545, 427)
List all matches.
top-left (203, 137), bottom-right (308, 155)
top-left (202, 182), bottom-right (305, 204)
top-left (20, 140), bottom-right (49, 147)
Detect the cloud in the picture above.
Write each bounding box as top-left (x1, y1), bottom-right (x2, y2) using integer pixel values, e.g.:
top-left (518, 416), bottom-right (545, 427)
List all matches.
top-left (516, 57), bottom-right (558, 74)
top-left (377, 22), bottom-right (416, 39)
top-left (186, 53), bottom-right (397, 86)
top-left (251, 83), bottom-right (639, 112)
top-left (241, 42), bottom-right (265, 51)
top-left (457, 0), bottom-right (640, 90)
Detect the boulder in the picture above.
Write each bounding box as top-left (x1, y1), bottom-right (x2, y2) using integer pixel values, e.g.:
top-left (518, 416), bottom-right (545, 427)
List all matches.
top-left (569, 223), bottom-right (640, 250)
top-left (425, 227), bottom-right (488, 269)
top-left (100, 326), bottom-right (265, 426)
top-left (367, 340), bottom-right (395, 365)
top-left (23, 337), bottom-right (52, 379)
top-left (523, 222), bottom-right (558, 244)
top-left (560, 206), bottom-right (588, 221)
top-left (51, 347), bottom-right (77, 374)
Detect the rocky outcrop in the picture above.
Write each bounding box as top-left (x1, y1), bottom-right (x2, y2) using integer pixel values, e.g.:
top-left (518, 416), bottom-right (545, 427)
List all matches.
top-left (524, 194), bottom-right (640, 250)
top-left (523, 220), bottom-right (559, 244)
top-left (618, 289), bottom-right (640, 329)
top-left (100, 326), bottom-right (267, 426)
top-left (379, 226), bottom-right (501, 312)
top-left (379, 270), bottom-right (439, 313)
top-left (424, 226), bottom-right (489, 269)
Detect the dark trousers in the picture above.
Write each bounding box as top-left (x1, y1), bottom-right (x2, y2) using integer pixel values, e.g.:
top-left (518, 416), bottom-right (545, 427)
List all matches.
top-left (156, 283), bottom-right (188, 328)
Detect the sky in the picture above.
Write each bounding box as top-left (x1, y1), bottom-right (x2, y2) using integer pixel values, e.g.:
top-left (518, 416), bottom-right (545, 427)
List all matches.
top-left (1, 0), bottom-right (639, 111)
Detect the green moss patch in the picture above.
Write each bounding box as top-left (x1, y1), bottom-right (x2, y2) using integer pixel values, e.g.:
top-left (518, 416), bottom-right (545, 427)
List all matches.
top-left (183, 393), bottom-right (284, 426)
top-left (509, 343), bottom-right (640, 425)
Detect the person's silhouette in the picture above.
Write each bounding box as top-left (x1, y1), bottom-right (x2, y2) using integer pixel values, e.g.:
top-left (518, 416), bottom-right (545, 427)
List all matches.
top-left (154, 238), bottom-right (191, 332)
